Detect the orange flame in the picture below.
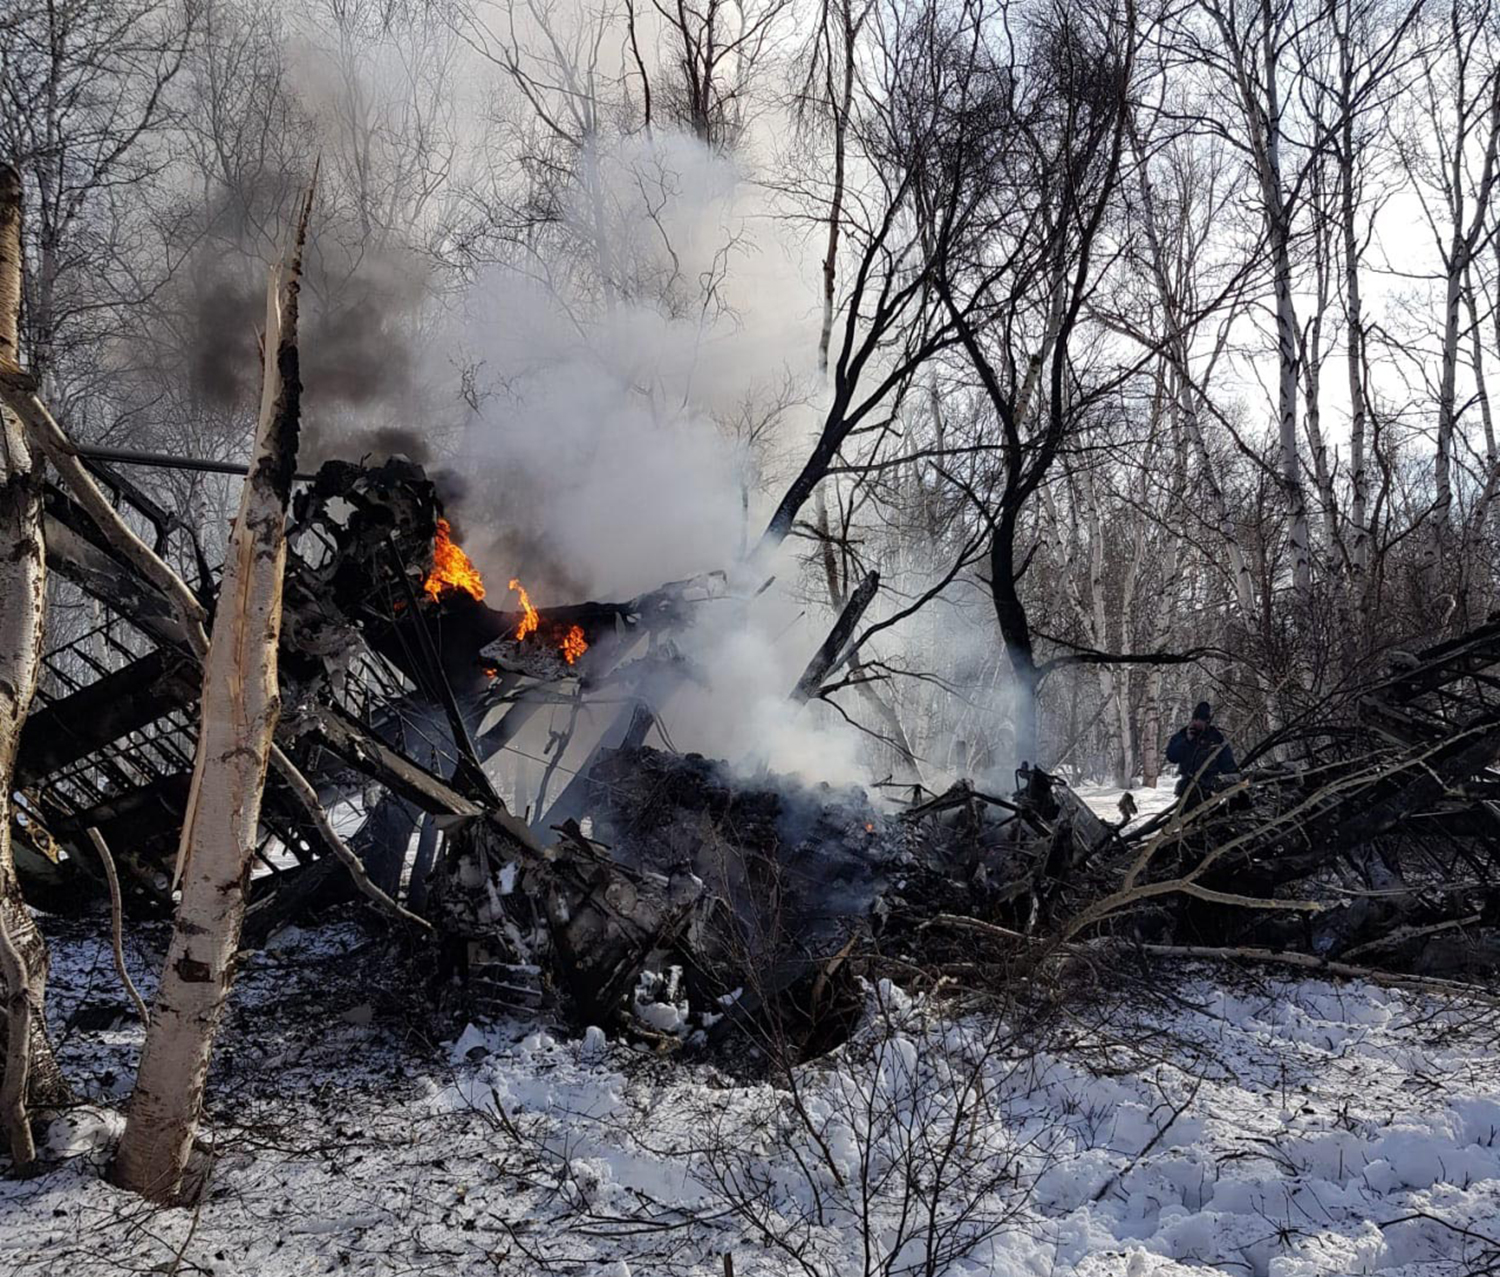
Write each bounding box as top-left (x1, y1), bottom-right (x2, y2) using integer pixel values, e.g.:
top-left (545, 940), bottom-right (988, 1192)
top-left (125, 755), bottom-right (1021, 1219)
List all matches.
top-left (509, 579), bottom-right (539, 640)
top-left (508, 578), bottom-right (589, 665)
top-left (423, 519), bottom-right (486, 603)
top-left (560, 624), bottom-right (588, 665)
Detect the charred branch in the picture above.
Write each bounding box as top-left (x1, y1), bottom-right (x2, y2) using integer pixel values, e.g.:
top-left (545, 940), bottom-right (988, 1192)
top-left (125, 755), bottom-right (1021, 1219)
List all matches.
top-left (791, 569), bottom-right (879, 703)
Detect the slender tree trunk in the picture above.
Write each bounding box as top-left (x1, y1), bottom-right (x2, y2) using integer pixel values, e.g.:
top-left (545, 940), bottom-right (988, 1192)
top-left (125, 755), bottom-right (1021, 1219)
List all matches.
top-left (113, 190), bottom-right (312, 1203)
top-left (1464, 272), bottom-right (1500, 614)
top-left (1339, 76), bottom-right (1372, 616)
top-left (0, 164), bottom-right (70, 1170)
top-left (1301, 198), bottom-right (1340, 564)
top-left (991, 508), bottom-right (1039, 767)
top-left (1468, 271), bottom-right (1500, 614)
top-left (1434, 244), bottom-right (1465, 559)
top-left (1423, 24), bottom-right (1500, 594)
top-left (1114, 472), bottom-right (1152, 787)
top-left (1140, 399), bottom-right (1184, 791)
top-left (817, 0), bottom-right (855, 376)
top-left (1259, 2), bottom-right (1312, 599)
top-left (1204, 0), bottom-right (1309, 597)
top-left (1140, 551), bottom-right (1181, 790)
top-left (1061, 470), bottom-right (1126, 782)
top-left (1129, 119), bottom-right (1260, 625)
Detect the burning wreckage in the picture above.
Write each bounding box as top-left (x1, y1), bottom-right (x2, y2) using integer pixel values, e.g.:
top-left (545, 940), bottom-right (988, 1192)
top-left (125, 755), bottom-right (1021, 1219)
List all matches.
top-left (17, 454), bottom-right (1500, 1057)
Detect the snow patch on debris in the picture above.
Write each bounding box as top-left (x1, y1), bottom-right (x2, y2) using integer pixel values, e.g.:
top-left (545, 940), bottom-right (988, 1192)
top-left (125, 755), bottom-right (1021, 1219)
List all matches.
top-left (3, 920), bottom-right (1498, 1276)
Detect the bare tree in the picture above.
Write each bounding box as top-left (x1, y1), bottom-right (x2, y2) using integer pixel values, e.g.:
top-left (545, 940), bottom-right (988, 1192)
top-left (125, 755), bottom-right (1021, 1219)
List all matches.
top-left (1398, 0), bottom-right (1500, 604)
top-left (654, 0), bottom-right (791, 147)
top-left (922, 0), bottom-right (1139, 762)
top-left (1190, 0), bottom-right (1317, 601)
top-left (0, 0), bottom-right (191, 406)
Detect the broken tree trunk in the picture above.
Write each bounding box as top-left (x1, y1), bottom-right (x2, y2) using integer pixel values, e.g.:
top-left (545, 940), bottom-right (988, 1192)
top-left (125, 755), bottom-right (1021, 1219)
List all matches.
top-left (791, 570), bottom-right (879, 703)
top-left (113, 189), bottom-right (312, 1203)
top-left (0, 163), bottom-right (70, 1168)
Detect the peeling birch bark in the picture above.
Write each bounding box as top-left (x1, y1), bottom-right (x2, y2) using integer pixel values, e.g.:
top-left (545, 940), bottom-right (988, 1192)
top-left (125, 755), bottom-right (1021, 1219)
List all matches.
top-left (113, 186), bottom-right (313, 1203)
top-left (0, 163), bottom-right (71, 1168)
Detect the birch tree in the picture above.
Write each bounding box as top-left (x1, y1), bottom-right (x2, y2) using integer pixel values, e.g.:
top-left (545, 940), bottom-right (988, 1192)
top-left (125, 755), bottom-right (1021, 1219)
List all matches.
top-left (1193, 0), bottom-right (1314, 601)
top-left (0, 163), bottom-right (71, 1172)
top-left (1400, 0), bottom-right (1500, 600)
top-left (112, 187), bottom-right (313, 1203)
top-left (0, 0), bottom-right (190, 404)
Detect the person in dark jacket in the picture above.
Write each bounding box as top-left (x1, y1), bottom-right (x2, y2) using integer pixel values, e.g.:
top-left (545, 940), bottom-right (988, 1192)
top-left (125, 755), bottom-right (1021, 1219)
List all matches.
top-left (1165, 700), bottom-right (1238, 806)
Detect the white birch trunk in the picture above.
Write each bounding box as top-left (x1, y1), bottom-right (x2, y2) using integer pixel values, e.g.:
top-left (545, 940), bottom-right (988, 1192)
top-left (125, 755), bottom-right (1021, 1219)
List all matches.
top-left (1261, 28), bottom-right (1312, 600)
top-left (1143, 385), bottom-right (1190, 789)
top-left (1470, 272), bottom-right (1500, 613)
top-left (1079, 470), bottom-right (1125, 783)
top-left (1421, 33), bottom-right (1500, 594)
top-left (1140, 548), bottom-right (1182, 789)
top-left (1434, 253), bottom-right (1464, 558)
top-left (0, 163), bottom-right (70, 1168)
top-left (1202, 0), bottom-right (1310, 597)
top-left (112, 191), bottom-right (312, 1202)
top-left (1113, 444), bottom-right (1156, 787)
top-left (1300, 193), bottom-right (1341, 564)
top-left (1338, 59), bottom-right (1372, 603)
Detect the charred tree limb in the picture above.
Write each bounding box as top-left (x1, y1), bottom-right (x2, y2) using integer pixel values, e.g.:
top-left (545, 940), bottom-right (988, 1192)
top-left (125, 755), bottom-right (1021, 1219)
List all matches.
top-left (267, 745), bottom-right (430, 930)
top-left (791, 570), bottom-right (879, 704)
top-left (1336, 719), bottom-right (1500, 847)
top-left (84, 828), bottom-right (150, 1029)
top-left (42, 510), bottom-right (191, 649)
top-left (306, 707), bottom-right (483, 818)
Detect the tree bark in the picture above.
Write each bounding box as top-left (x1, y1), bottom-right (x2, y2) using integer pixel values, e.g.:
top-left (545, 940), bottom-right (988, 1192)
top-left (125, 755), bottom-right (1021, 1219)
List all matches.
top-left (113, 186), bottom-right (312, 1203)
top-left (1337, 28), bottom-right (1371, 597)
top-left (0, 163), bottom-right (71, 1170)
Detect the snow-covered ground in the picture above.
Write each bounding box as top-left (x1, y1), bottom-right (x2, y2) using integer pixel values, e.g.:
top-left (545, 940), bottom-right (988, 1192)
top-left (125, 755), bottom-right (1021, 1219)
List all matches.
top-left (1073, 777), bottom-right (1182, 826)
top-left (3, 916), bottom-right (1499, 1276)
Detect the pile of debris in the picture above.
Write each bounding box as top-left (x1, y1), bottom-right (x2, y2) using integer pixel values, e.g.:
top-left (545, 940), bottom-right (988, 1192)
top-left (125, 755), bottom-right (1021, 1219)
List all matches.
top-left (16, 453), bottom-right (1500, 1065)
top-left (420, 744), bottom-right (1110, 1049)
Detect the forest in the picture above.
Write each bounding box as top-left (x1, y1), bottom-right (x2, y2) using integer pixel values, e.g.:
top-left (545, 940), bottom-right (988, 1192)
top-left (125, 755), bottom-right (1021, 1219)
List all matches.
top-left (3, 0), bottom-right (1500, 1271)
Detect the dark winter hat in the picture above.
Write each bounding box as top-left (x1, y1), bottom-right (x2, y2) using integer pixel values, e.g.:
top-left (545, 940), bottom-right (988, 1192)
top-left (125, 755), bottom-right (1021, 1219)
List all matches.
top-left (1192, 701), bottom-right (1213, 722)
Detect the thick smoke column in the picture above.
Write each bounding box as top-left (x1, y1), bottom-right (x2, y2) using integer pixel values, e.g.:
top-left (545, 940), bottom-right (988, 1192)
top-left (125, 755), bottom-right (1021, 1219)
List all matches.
top-left (433, 131), bottom-right (876, 786)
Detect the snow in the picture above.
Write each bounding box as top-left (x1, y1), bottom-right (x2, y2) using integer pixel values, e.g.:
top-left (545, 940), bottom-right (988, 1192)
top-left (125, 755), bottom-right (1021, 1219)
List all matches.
top-left (1073, 776), bottom-right (1182, 825)
top-left (3, 915), bottom-right (1499, 1276)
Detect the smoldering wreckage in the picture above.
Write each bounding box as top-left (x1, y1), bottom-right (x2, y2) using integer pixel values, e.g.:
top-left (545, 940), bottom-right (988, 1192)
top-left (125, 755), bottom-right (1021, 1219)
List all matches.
top-left (4, 180), bottom-right (1500, 1192)
top-left (14, 438), bottom-right (1500, 1073)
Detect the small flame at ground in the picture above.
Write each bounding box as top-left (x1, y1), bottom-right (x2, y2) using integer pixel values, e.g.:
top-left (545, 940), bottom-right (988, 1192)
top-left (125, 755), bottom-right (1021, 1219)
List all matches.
top-left (423, 519), bottom-right (486, 603)
top-left (510, 579), bottom-right (539, 640)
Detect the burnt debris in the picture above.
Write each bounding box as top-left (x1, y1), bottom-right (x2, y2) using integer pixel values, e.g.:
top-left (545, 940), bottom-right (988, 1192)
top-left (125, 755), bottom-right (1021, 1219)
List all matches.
top-left (16, 454), bottom-right (1500, 1061)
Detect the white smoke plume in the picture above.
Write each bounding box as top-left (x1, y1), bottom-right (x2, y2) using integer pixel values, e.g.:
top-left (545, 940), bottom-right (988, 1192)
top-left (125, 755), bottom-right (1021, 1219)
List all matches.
top-left (430, 129), bottom-right (881, 788)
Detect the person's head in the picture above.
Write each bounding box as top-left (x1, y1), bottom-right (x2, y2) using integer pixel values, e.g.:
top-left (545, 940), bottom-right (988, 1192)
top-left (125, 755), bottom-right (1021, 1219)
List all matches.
top-left (1191, 700), bottom-right (1213, 731)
